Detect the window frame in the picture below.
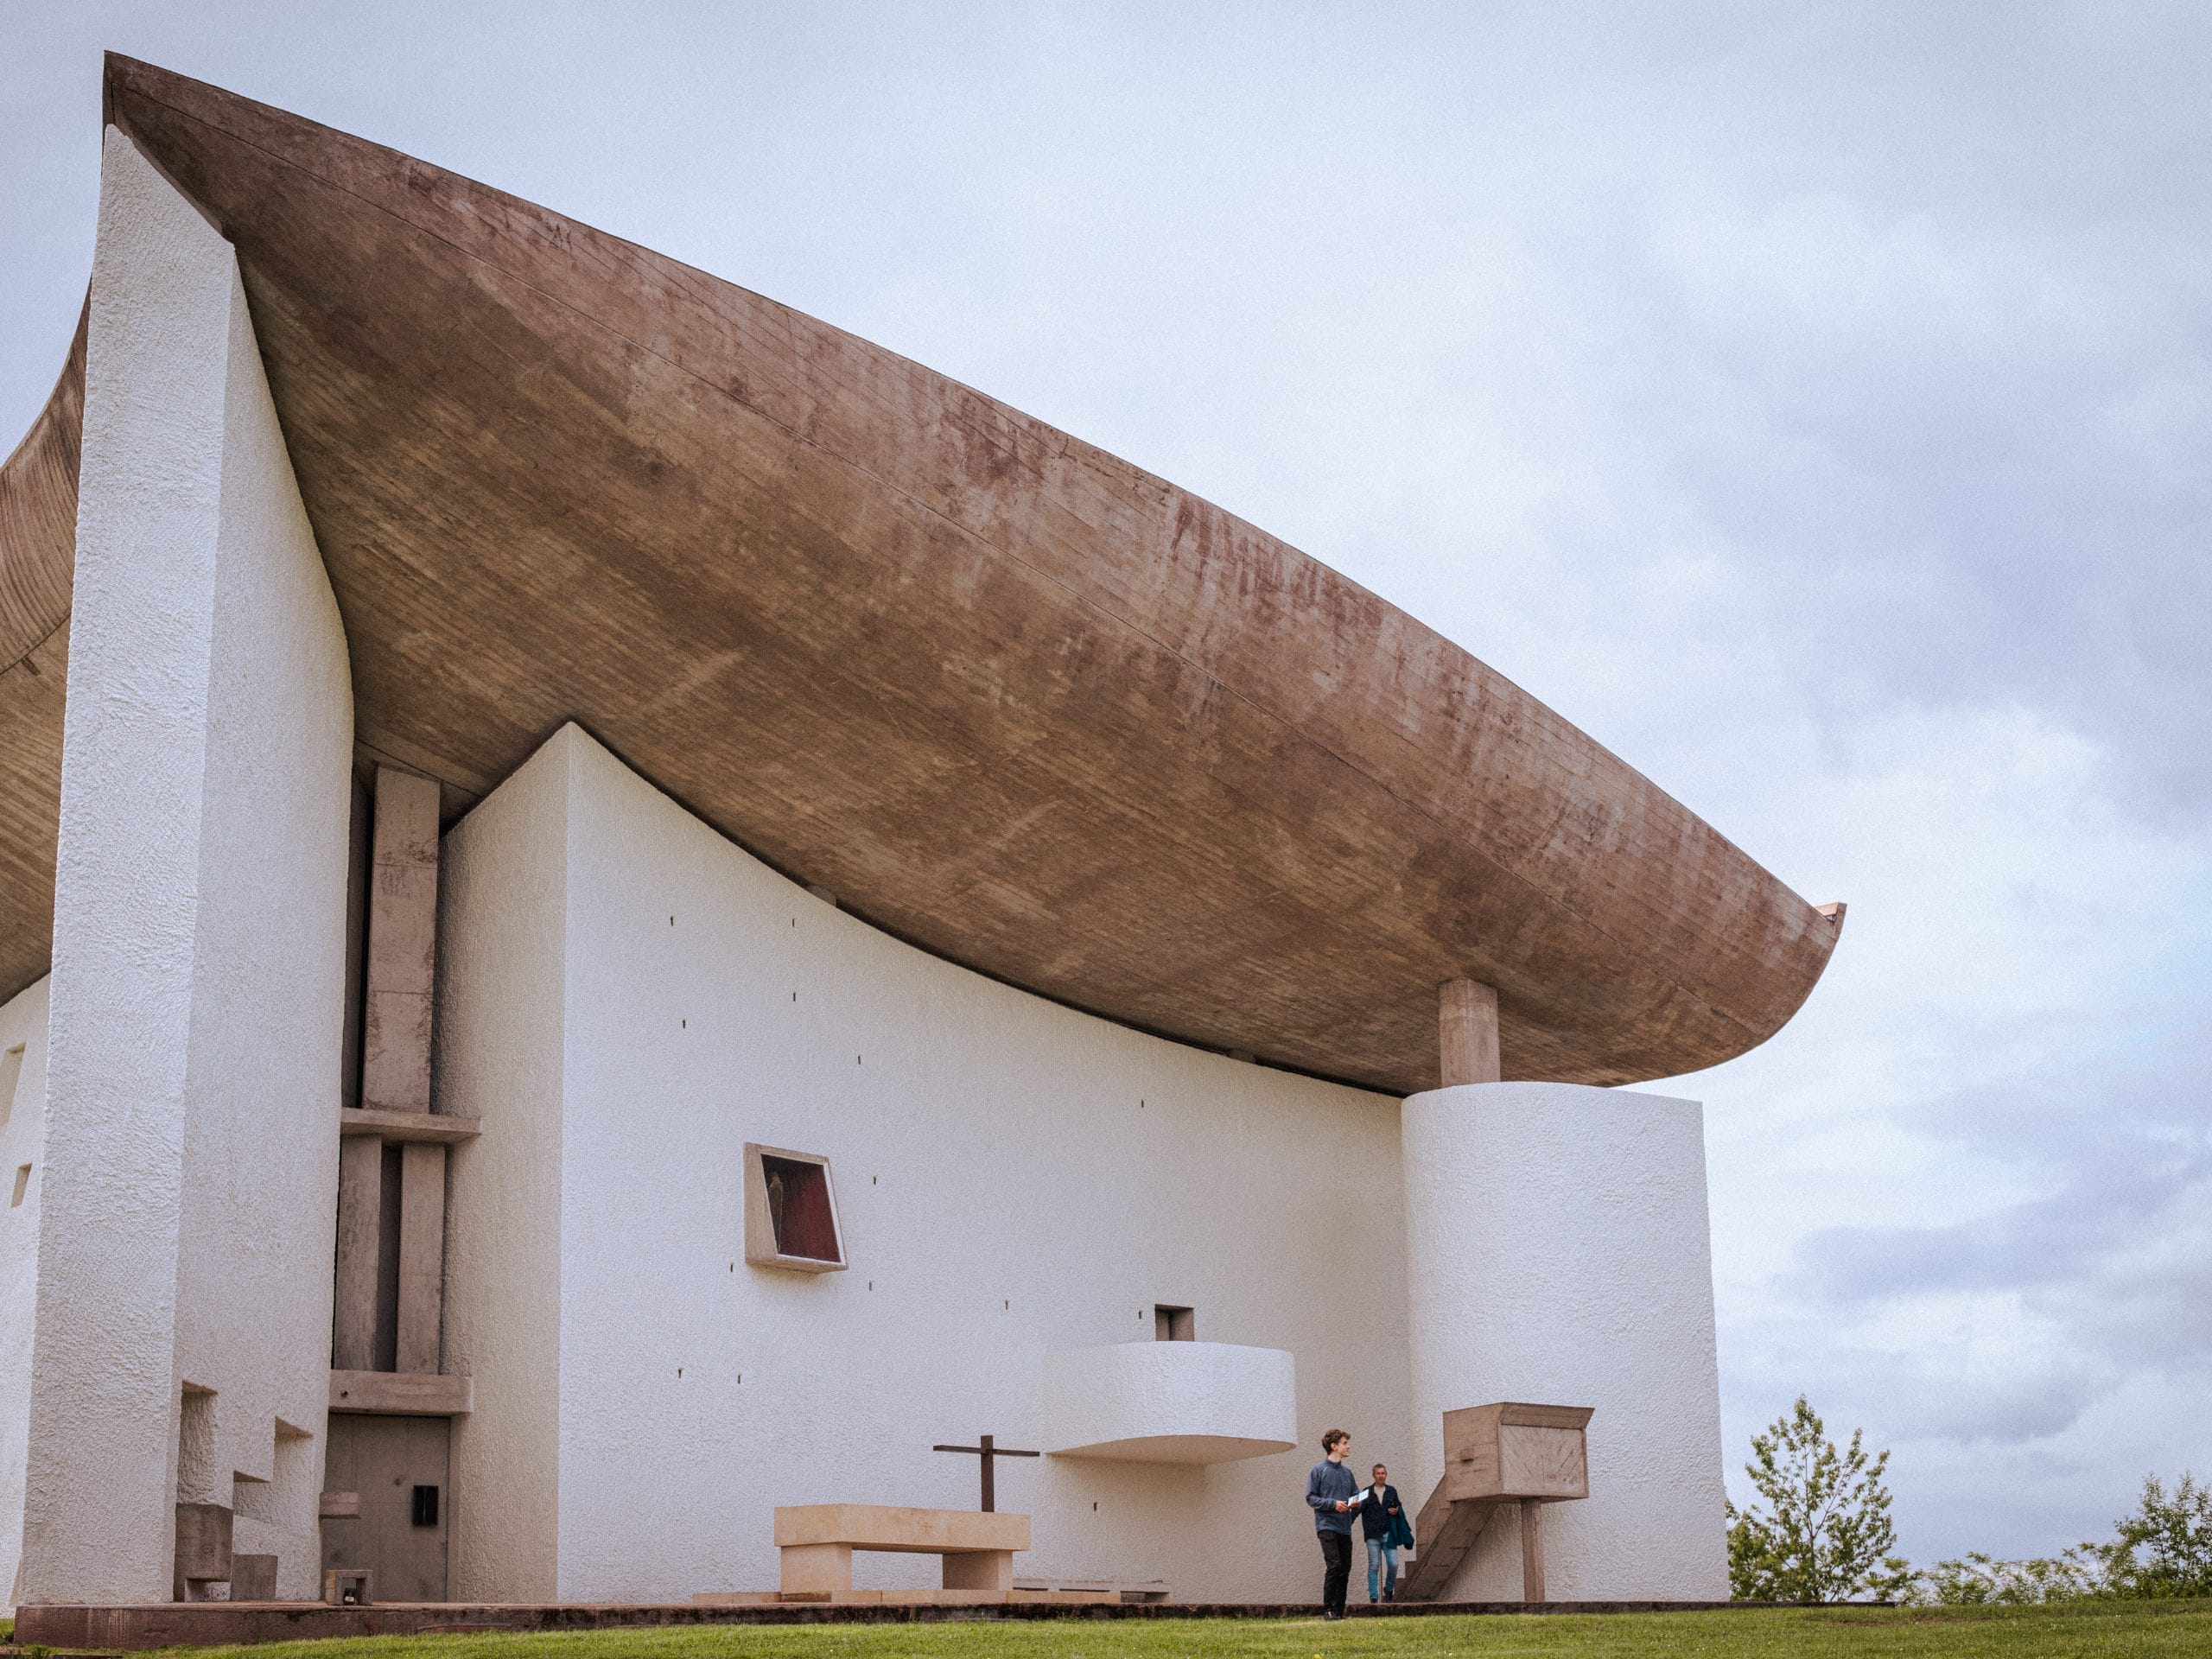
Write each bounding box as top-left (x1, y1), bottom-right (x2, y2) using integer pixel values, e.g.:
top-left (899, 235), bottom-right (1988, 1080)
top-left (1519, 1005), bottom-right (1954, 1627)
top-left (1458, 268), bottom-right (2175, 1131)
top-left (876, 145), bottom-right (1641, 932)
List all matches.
top-left (742, 1142), bottom-right (847, 1274)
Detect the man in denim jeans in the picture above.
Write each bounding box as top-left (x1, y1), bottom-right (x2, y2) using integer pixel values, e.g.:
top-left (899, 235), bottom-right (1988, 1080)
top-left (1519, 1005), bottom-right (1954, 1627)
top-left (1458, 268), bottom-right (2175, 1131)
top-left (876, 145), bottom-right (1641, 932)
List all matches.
top-left (1359, 1461), bottom-right (1407, 1602)
top-left (1303, 1427), bottom-right (1359, 1618)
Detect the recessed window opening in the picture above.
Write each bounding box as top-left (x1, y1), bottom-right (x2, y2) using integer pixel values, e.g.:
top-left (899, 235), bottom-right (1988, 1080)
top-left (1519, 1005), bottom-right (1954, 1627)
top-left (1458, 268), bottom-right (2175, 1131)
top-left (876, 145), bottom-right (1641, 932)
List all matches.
top-left (744, 1144), bottom-right (846, 1272)
top-left (175, 1383), bottom-right (219, 1505)
top-left (411, 1484), bottom-right (441, 1527)
top-left (1154, 1305), bottom-right (1195, 1342)
top-left (765, 1157), bottom-right (838, 1261)
top-left (0, 1042), bottom-right (23, 1133)
top-left (10, 1165), bottom-right (29, 1209)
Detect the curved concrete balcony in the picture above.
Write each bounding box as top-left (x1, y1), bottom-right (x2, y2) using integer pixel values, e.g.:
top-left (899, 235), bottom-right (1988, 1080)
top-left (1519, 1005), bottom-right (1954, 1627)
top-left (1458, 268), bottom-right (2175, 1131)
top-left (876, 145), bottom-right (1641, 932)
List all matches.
top-left (1041, 1342), bottom-right (1298, 1464)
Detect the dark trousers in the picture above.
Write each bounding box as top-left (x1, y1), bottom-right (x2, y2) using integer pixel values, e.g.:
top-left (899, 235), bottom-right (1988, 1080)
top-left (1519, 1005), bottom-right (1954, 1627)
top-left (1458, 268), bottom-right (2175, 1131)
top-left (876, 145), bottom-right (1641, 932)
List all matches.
top-left (1318, 1529), bottom-right (1353, 1615)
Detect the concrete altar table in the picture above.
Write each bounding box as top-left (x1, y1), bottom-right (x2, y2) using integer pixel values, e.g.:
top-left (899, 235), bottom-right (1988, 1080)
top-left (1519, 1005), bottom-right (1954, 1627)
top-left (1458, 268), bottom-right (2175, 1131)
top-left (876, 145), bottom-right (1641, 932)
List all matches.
top-left (773, 1503), bottom-right (1030, 1599)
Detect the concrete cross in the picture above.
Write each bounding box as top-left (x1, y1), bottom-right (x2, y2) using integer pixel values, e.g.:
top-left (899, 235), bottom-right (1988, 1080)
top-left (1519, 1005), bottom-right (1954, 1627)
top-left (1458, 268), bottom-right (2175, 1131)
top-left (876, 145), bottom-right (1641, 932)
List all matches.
top-left (931, 1433), bottom-right (1039, 1512)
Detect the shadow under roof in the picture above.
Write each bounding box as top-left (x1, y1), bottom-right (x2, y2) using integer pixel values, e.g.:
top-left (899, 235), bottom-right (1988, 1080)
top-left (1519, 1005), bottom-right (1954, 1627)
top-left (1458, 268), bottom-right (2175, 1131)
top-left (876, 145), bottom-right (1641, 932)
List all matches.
top-left (0, 55), bottom-right (1842, 1094)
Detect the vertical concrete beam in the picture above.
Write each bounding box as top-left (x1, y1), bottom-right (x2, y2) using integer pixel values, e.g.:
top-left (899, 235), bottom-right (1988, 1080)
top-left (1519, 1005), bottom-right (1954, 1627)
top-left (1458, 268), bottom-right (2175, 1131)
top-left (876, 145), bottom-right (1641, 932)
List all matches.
top-left (394, 1142), bottom-right (447, 1375)
top-left (330, 1135), bottom-right (384, 1372)
top-left (1438, 978), bottom-right (1500, 1087)
top-left (1519, 1498), bottom-right (1545, 1603)
top-left (361, 769), bottom-right (440, 1114)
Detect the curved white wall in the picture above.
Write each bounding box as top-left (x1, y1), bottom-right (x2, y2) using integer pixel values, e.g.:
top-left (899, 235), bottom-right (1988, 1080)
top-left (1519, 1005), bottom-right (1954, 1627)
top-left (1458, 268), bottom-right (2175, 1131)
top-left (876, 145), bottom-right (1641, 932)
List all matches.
top-left (1042, 1342), bottom-right (1297, 1463)
top-left (439, 725), bottom-right (1409, 1605)
top-left (1402, 1082), bottom-right (1726, 1600)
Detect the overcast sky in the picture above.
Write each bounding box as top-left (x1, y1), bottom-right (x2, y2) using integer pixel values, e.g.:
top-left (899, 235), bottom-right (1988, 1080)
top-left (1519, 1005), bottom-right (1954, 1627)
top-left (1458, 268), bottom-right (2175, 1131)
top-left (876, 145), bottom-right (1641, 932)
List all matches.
top-left (5, 2), bottom-right (2207, 1567)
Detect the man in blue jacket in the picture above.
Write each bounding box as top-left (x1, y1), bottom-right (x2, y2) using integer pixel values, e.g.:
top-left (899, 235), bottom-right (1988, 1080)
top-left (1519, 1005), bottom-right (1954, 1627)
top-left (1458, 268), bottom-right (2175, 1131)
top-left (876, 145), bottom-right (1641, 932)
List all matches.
top-left (1359, 1461), bottom-right (1408, 1603)
top-left (1303, 1427), bottom-right (1359, 1618)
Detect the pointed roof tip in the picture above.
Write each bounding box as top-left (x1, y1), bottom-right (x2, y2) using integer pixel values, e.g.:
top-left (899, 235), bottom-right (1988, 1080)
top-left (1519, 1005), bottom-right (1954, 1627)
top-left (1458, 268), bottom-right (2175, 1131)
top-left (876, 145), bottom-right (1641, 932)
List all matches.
top-left (1815, 902), bottom-right (1847, 926)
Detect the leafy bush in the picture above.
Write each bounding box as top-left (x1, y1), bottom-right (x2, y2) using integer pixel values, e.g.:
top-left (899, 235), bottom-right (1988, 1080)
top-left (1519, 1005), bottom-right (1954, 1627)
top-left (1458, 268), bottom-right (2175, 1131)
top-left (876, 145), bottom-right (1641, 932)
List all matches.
top-left (1727, 1395), bottom-right (1913, 1603)
top-left (2084, 1472), bottom-right (2212, 1599)
top-left (1899, 1471), bottom-right (2210, 1604)
top-left (1915, 1549), bottom-right (2102, 1605)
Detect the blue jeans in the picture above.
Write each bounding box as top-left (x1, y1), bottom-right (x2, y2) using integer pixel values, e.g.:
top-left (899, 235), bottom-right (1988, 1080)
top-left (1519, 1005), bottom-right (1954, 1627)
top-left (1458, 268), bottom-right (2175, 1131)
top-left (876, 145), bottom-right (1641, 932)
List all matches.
top-left (1366, 1535), bottom-right (1399, 1601)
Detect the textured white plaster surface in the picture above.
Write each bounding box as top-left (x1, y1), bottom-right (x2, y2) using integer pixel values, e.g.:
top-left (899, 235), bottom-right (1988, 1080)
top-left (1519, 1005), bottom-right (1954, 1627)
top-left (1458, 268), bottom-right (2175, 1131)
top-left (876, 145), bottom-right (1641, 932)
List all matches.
top-left (21, 129), bottom-right (352, 1605)
top-left (1042, 1341), bottom-right (1297, 1463)
top-left (440, 735), bottom-right (569, 1602)
top-left (0, 976), bottom-right (52, 1611)
top-left (1401, 1082), bottom-right (1727, 1600)
top-left (438, 725), bottom-right (1408, 1605)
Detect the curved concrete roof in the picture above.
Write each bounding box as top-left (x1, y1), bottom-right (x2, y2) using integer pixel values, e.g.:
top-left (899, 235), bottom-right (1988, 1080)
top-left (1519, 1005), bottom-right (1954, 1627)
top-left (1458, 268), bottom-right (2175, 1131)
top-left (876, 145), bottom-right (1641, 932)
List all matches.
top-left (0, 55), bottom-right (1842, 1093)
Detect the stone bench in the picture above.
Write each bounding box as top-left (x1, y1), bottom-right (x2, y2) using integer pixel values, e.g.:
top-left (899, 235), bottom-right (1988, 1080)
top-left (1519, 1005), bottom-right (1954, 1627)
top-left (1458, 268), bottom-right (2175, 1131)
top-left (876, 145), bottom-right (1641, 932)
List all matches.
top-left (773, 1503), bottom-right (1029, 1599)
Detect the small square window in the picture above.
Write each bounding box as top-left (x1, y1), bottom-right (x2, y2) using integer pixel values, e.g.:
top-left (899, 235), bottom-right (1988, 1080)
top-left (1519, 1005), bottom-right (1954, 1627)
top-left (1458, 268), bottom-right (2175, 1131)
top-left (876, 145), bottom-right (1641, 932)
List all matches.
top-left (743, 1144), bottom-right (845, 1273)
top-left (411, 1484), bottom-right (440, 1528)
top-left (1154, 1305), bottom-right (1195, 1341)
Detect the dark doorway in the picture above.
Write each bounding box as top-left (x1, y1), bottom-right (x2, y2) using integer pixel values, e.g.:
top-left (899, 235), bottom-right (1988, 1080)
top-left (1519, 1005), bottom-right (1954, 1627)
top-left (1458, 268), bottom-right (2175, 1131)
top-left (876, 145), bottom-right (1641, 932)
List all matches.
top-left (321, 1414), bottom-right (450, 1601)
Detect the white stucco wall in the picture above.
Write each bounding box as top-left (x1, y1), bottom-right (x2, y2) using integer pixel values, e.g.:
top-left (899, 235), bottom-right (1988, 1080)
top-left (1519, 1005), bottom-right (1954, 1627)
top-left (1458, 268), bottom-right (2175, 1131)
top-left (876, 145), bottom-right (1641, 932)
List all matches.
top-left (1401, 1081), bottom-right (1728, 1600)
top-left (20, 128), bottom-right (353, 1605)
top-left (0, 976), bottom-right (52, 1611)
top-left (439, 724), bottom-right (1409, 1605)
top-left (440, 734), bottom-right (569, 1601)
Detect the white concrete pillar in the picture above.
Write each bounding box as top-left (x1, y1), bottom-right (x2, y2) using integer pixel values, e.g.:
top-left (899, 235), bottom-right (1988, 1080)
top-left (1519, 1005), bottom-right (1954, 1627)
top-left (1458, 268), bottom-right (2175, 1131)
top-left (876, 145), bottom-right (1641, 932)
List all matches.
top-left (21, 127), bottom-right (353, 1605)
top-left (1400, 1082), bottom-right (1728, 1601)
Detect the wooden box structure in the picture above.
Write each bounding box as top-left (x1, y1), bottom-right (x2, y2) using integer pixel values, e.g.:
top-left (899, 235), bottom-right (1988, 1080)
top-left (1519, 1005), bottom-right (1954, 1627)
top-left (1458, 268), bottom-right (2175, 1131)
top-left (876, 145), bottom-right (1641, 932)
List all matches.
top-left (1441, 1402), bottom-right (1592, 1503)
top-left (1402, 1402), bottom-right (1592, 1605)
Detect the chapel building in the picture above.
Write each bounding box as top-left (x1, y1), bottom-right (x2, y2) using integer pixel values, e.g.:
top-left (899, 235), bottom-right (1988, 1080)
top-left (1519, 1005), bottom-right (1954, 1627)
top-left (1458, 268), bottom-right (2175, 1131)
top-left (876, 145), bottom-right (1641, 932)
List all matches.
top-left (0, 57), bottom-right (1841, 1622)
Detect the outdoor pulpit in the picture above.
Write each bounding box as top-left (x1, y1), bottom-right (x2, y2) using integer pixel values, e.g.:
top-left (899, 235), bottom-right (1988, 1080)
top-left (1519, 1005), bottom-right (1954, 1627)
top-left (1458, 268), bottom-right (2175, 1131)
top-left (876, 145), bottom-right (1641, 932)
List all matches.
top-left (1402, 1402), bottom-right (1593, 1603)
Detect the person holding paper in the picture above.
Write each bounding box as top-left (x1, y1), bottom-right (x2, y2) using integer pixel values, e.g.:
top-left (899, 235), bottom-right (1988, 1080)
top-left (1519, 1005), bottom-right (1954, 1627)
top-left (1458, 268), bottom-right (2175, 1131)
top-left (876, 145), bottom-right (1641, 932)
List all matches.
top-left (1302, 1427), bottom-right (1360, 1618)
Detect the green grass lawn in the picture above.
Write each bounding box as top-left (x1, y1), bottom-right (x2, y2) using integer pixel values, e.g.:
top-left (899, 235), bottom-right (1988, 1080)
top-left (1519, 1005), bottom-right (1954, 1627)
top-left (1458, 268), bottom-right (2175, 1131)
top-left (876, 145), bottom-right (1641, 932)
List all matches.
top-left (54, 1604), bottom-right (2210, 1659)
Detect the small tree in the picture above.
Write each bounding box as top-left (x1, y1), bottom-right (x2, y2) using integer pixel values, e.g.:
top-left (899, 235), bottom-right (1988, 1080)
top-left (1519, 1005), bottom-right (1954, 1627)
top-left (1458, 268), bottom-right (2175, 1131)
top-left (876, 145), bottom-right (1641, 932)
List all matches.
top-left (2084, 1473), bottom-right (2212, 1599)
top-left (1728, 1395), bottom-right (1913, 1602)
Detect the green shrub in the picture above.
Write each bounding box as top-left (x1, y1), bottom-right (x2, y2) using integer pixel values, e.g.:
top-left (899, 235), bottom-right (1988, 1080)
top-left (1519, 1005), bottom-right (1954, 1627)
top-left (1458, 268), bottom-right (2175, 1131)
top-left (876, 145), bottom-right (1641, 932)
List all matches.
top-left (2084, 1472), bottom-right (2212, 1599)
top-left (1726, 1395), bottom-right (1912, 1603)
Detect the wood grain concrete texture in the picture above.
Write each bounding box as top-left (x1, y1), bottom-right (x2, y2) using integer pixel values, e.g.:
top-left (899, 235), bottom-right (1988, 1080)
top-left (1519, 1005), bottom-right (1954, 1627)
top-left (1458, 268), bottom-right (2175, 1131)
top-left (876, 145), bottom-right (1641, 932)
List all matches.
top-left (330, 1133), bottom-right (384, 1371)
top-left (328, 1369), bottom-right (472, 1415)
top-left (394, 1139), bottom-right (447, 1374)
top-left (0, 312), bottom-right (80, 1004)
top-left (0, 56), bottom-right (1843, 1090)
top-left (361, 767), bottom-right (441, 1115)
top-left (1439, 976), bottom-right (1502, 1087)
top-left (773, 1505), bottom-right (1032, 1554)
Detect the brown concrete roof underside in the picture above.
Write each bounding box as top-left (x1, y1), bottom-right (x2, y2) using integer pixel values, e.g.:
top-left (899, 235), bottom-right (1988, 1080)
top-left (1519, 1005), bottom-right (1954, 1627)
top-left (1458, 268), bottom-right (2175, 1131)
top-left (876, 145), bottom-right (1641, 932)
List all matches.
top-left (0, 56), bottom-right (1843, 1092)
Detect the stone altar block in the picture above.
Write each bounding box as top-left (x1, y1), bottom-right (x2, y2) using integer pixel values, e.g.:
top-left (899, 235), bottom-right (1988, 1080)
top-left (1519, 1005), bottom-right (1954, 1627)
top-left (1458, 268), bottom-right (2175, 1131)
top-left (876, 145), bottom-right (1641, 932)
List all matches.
top-left (772, 1503), bottom-right (1030, 1599)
